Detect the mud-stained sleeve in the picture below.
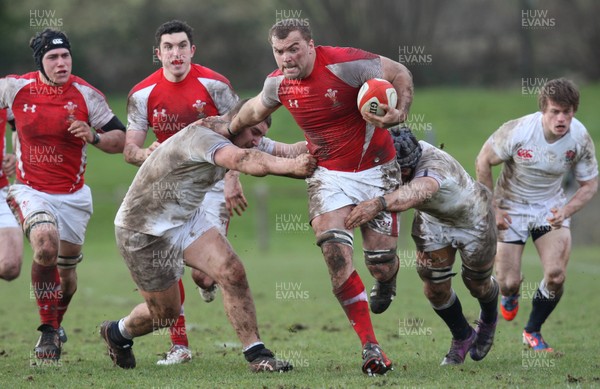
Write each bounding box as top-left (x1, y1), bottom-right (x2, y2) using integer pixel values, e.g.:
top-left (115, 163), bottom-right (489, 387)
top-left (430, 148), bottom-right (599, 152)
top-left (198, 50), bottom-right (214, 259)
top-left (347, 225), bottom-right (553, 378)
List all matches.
top-left (326, 57), bottom-right (383, 88)
top-left (260, 76), bottom-right (283, 109)
top-left (257, 136), bottom-right (275, 155)
top-left (0, 78), bottom-right (28, 109)
top-left (574, 132), bottom-right (599, 181)
top-left (187, 126), bottom-right (231, 164)
top-left (126, 87), bottom-right (152, 132)
top-left (489, 118), bottom-right (521, 161)
top-left (200, 78), bottom-right (239, 115)
top-left (75, 83), bottom-right (115, 130)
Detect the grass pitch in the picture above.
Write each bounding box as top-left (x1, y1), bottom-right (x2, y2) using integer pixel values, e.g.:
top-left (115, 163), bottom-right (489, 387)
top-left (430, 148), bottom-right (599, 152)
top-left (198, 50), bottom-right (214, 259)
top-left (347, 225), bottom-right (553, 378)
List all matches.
top-left (1, 85), bottom-right (599, 388)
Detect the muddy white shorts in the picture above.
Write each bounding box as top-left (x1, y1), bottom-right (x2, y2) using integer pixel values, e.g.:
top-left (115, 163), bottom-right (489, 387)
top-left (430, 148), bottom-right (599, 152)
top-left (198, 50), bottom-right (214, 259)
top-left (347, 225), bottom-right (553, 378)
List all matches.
top-left (0, 186), bottom-right (19, 228)
top-left (306, 160), bottom-right (401, 236)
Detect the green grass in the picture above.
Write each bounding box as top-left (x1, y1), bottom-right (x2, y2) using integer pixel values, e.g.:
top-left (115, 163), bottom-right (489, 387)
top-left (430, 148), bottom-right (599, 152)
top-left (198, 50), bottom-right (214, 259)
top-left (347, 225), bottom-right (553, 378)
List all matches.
top-left (1, 86), bottom-right (600, 388)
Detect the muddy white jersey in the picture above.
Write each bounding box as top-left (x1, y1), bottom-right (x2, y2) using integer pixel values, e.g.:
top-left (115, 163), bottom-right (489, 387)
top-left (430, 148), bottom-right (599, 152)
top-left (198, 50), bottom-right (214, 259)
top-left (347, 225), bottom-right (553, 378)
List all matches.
top-left (412, 141), bottom-right (492, 228)
top-left (489, 112), bottom-right (598, 204)
top-left (115, 125), bottom-right (229, 236)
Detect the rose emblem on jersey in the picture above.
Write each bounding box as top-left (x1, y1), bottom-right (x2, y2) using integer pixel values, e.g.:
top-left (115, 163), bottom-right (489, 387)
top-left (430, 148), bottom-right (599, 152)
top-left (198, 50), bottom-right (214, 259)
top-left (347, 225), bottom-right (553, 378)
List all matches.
top-left (64, 101), bottom-right (78, 124)
top-left (325, 88), bottom-right (341, 107)
top-left (516, 148), bottom-right (533, 159)
top-left (193, 100), bottom-right (207, 119)
top-left (564, 149), bottom-right (576, 163)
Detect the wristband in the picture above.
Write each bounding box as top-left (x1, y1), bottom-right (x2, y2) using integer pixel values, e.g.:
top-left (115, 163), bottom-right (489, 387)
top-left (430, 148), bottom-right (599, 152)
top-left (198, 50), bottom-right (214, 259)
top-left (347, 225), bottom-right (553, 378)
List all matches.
top-left (377, 196), bottom-right (387, 211)
top-left (91, 132), bottom-right (101, 145)
top-left (227, 126), bottom-right (235, 137)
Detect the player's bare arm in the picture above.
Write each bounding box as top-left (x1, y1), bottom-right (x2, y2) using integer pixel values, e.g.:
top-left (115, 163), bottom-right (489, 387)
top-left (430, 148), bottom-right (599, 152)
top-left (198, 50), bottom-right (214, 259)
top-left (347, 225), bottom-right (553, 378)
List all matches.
top-left (229, 94), bottom-right (278, 135)
top-left (475, 140), bottom-right (512, 229)
top-left (362, 56), bottom-right (414, 129)
top-left (123, 130), bottom-right (160, 167)
top-left (345, 176), bottom-right (439, 229)
top-left (214, 146), bottom-right (316, 178)
top-left (224, 170), bottom-right (247, 217)
top-left (68, 119), bottom-right (125, 153)
top-left (2, 153), bottom-right (16, 177)
top-left (272, 140), bottom-right (308, 158)
top-left (548, 176), bottom-right (598, 228)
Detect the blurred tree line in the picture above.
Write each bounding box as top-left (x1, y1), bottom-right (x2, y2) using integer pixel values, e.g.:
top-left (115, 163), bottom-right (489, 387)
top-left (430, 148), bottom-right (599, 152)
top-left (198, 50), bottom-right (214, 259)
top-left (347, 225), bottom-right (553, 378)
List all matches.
top-left (1, 0), bottom-right (598, 94)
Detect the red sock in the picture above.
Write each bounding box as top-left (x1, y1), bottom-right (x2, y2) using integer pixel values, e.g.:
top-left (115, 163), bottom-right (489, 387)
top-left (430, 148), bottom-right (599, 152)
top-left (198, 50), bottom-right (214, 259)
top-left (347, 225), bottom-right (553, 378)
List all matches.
top-left (31, 262), bottom-right (61, 329)
top-left (57, 293), bottom-right (74, 326)
top-left (334, 270), bottom-right (378, 346)
top-left (169, 279), bottom-right (188, 347)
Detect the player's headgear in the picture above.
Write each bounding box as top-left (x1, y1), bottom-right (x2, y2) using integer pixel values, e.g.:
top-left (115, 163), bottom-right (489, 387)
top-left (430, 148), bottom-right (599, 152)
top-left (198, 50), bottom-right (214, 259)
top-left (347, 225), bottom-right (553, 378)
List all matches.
top-left (30, 28), bottom-right (71, 82)
top-left (391, 127), bottom-right (421, 170)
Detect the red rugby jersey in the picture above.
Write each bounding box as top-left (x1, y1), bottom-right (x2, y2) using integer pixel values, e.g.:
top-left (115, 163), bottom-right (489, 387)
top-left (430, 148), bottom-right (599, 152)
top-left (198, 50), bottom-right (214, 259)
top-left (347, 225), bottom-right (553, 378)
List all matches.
top-left (0, 108), bottom-right (8, 188)
top-left (127, 63), bottom-right (237, 142)
top-left (0, 72), bottom-right (115, 194)
top-left (261, 46), bottom-right (396, 172)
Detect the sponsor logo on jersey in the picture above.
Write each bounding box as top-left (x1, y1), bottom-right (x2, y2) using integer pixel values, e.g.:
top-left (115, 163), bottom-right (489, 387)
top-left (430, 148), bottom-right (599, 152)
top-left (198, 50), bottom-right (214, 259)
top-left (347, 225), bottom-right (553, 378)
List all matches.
top-left (517, 148), bottom-right (533, 159)
top-left (288, 99), bottom-right (299, 108)
top-left (23, 104), bottom-right (37, 113)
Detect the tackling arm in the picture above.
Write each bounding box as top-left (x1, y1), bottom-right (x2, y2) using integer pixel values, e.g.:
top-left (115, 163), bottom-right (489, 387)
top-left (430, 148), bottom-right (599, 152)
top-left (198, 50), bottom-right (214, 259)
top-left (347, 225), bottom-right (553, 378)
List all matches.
top-left (214, 145), bottom-right (316, 178)
top-left (229, 94), bottom-right (278, 135)
top-left (345, 176), bottom-right (439, 229)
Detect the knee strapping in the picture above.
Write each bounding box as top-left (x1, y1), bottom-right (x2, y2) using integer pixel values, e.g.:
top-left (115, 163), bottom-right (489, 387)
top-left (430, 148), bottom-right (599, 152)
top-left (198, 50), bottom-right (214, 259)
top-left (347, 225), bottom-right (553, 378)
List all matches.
top-left (58, 254), bottom-right (83, 270)
top-left (24, 211), bottom-right (57, 239)
top-left (364, 249), bottom-right (396, 266)
top-left (461, 264), bottom-right (493, 281)
top-left (316, 229), bottom-right (353, 248)
top-left (417, 265), bottom-right (456, 284)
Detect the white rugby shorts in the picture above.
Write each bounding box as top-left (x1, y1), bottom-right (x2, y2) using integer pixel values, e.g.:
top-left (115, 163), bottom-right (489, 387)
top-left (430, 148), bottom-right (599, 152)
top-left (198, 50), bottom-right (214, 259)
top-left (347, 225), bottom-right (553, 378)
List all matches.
top-left (496, 193), bottom-right (569, 243)
top-left (0, 186), bottom-right (19, 228)
top-left (306, 160), bottom-right (401, 236)
top-left (7, 184), bottom-right (92, 245)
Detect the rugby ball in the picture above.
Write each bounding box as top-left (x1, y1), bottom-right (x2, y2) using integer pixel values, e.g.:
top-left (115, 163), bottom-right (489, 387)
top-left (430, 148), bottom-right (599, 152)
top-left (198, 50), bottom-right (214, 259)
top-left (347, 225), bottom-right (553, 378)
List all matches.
top-left (357, 78), bottom-right (397, 116)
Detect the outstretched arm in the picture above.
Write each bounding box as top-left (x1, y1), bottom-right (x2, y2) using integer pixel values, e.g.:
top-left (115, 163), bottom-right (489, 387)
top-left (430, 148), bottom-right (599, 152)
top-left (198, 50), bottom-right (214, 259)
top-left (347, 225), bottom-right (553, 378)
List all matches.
top-left (214, 145), bottom-right (316, 178)
top-left (345, 176), bottom-right (439, 229)
top-left (229, 94), bottom-right (278, 135)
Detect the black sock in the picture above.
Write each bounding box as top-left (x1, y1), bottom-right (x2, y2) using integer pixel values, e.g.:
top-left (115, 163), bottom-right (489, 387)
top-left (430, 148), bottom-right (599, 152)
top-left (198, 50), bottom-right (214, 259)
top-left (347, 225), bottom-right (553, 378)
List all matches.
top-left (109, 321), bottom-right (133, 347)
top-left (243, 343), bottom-right (270, 362)
top-left (433, 292), bottom-right (471, 340)
top-left (478, 279), bottom-right (499, 324)
top-left (524, 287), bottom-right (562, 333)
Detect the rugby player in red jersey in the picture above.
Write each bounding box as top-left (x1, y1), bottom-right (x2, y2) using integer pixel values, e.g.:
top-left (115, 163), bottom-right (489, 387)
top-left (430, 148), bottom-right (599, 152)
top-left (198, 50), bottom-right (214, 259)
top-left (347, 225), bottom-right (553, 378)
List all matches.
top-left (0, 28), bottom-right (125, 361)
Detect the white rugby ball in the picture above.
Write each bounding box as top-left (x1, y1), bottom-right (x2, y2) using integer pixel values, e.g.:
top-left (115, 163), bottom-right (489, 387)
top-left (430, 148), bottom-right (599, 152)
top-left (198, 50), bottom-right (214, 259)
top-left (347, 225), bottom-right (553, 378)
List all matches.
top-left (357, 78), bottom-right (397, 116)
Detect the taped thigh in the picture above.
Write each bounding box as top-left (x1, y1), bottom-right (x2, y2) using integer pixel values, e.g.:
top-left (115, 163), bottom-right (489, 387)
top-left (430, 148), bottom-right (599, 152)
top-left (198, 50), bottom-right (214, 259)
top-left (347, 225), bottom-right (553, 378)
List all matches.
top-left (23, 211), bottom-right (57, 239)
top-left (417, 265), bottom-right (456, 284)
top-left (316, 229), bottom-right (353, 248)
top-left (364, 249), bottom-right (397, 266)
top-left (58, 254), bottom-right (83, 270)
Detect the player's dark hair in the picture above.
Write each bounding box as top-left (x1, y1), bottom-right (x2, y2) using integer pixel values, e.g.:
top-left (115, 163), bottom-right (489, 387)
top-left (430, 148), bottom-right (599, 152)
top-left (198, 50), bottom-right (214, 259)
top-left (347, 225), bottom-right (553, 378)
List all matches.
top-left (538, 78), bottom-right (579, 113)
top-left (155, 20), bottom-right (194, 46)
top-left (228, 98), bottom-right (272, 128)
top-left (268, 19), bottom-right (312, 44)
